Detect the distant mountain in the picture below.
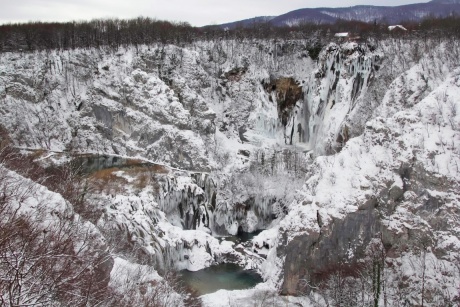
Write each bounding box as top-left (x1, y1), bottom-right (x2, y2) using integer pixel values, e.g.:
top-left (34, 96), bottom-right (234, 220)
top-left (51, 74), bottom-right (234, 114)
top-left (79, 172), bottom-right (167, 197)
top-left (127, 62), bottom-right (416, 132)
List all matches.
top-left (218, 16), bottom-right (275, 30)
top-left (217, 0), bottom-right (460, 28)
top-left (430, 0), bottom-right (460, 3)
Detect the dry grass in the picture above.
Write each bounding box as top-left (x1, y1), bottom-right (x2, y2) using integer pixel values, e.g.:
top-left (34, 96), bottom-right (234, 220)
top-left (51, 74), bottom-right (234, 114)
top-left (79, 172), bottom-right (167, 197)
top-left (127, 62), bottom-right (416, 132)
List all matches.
top-left (89, 168), bottom-right (128, 194)
top-left (125, 158), bottom-right (145, 166)
top-left (28, 149), bottom-right (47, 160)
top-left (123, 164), bottom-right (167, 191)
top-left (149, 164), bottom-right (169, 174)
top-left (90, 167), bottom-right (120, 181)
top-left (87, 163), bottom-right (168, 194)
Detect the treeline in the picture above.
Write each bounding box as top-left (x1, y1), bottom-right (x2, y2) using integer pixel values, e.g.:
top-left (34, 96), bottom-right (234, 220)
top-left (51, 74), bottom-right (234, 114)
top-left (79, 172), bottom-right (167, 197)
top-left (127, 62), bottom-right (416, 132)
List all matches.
top-left (0, 18), bottom-right (195, 51)
top-left (1, 15), bottom-right (460, 52)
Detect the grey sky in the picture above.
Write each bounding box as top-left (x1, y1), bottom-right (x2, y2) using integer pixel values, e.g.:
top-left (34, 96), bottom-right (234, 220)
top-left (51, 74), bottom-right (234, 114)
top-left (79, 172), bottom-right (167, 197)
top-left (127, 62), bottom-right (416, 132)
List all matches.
top-left (0, 0), bottom-right (431, 27)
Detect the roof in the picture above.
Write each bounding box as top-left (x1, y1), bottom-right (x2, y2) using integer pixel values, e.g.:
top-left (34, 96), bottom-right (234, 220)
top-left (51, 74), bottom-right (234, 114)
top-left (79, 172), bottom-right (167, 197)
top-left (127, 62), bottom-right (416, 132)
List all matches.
top-left (388, 25), bottom-right (408, 31)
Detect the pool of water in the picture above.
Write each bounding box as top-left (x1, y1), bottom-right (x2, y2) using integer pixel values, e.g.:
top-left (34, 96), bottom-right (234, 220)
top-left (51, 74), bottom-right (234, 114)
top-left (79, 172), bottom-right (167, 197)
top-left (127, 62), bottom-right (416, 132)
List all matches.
top-left (220, 229), bottom-right (264, 245)
top-left (70, 154), bottom-right (154, 174)
top-left (237, 229), bottom-right (264, 242)
top-left (71, 155), bottom-right (130, 173)
top-left (180, 263), bottom-right (263, 295)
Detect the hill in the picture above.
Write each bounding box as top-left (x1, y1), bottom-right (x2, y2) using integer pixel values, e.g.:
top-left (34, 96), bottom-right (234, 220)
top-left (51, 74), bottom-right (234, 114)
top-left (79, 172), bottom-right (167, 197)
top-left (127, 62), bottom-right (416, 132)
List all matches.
top-left (218, 0), bottom-right (460, 28)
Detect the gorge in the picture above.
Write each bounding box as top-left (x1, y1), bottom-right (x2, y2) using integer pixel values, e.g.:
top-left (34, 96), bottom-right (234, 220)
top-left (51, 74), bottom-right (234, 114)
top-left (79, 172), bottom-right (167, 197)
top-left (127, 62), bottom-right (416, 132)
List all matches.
top-left (0, 32), bottom-right (459, 306)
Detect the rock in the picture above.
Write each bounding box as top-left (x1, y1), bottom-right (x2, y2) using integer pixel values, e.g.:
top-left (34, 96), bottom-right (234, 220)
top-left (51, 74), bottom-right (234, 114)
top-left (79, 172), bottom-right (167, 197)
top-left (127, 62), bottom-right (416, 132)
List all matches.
top-left (388, 183), bottom-right (404, 201)
top-left (280, 208), bottom-right (381, 295)
top-left (358, 195), bottom-right (378, 210)
top-left (238, 149), bottom-right (250, 157)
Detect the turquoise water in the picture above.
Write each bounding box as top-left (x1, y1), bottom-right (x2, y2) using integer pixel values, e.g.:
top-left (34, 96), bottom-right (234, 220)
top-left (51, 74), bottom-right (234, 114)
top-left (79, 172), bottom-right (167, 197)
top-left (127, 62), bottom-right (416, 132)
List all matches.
top-left (180, 263), bottom-right (263, 295)
top-left (237, 229), bottom-right (264, 242)
top-left (220, 229), bottom-right (264, 244)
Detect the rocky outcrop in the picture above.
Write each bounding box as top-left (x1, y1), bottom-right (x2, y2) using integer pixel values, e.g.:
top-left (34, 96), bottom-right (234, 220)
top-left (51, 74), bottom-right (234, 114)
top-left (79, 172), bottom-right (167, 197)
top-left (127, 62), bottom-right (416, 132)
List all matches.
top-left (281, 207), bottom-right (381, 295)
top-left (263, 77), bottom-right (303, 129)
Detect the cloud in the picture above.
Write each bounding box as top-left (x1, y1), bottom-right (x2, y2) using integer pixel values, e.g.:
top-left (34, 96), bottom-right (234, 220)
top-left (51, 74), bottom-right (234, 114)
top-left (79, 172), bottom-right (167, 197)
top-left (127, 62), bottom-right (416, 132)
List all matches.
top-left (0, 0), bottom-right (430, 26)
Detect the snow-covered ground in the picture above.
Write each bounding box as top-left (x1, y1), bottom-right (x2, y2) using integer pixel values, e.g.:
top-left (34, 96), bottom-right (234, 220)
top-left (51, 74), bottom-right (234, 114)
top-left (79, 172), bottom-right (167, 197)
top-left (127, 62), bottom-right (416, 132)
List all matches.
top-left (1, 37), bottom-right (459, 305)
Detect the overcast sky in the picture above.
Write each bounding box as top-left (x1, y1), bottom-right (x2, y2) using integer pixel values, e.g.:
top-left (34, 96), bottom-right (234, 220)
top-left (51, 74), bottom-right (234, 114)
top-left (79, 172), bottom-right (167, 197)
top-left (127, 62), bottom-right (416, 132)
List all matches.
top-left (0, 0), bottom-right (431, 27)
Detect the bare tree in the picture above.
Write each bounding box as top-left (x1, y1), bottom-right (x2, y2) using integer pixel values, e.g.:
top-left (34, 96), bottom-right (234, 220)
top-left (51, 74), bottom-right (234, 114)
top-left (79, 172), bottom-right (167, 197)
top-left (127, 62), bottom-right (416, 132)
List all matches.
top-left (0, 165), bottom-right (112, 306)
top-left (106, 265), bottom-right (201, 307)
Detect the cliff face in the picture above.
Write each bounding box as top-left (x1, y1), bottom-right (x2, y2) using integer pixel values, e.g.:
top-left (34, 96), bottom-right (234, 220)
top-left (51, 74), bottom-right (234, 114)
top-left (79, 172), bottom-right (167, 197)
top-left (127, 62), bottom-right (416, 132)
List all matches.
top-left (0, 38), bottom-right (459, 305)
top-left (0, 40), bottom-right (381, 166)
top-left (0, 47), bottom-right (214, 170)
top-left (273, 41), bottom-right (460, 304)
